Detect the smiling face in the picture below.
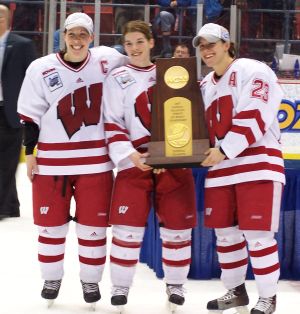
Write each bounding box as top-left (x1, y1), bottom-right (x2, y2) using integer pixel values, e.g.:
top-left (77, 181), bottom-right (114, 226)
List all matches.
top-left (123, 31), bottom-right (154, 67)
top-left (64, 26), bottom-right (94, 62)
top-left (198, 38), bottom-right (233, 76)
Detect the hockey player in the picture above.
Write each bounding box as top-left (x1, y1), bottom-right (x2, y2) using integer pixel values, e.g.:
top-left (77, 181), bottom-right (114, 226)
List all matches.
top-left (103, 20), bottom-right (197, 312)
top-left (17, 12), bottom-right (128, 308)
top-left (193, 23), bottom-right (285, 314)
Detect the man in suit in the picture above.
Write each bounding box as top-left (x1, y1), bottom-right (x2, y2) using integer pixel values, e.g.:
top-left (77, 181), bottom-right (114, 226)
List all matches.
top-left (0, 4), bottom-right (36, 219)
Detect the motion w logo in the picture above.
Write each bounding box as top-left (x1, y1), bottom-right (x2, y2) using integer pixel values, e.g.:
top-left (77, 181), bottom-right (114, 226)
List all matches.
top-left (40, 206), bottom-right (49, 215)
top-left (118, 206), bottom-right (129, 214)
top-left (134, 86), bottom-right (153, 131)
top-left (57, 83), bottom-right (103, 138)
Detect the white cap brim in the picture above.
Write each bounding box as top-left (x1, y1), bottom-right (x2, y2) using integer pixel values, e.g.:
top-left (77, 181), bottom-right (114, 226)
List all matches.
top-left (64, 13), bottom-right (94, 35)
top-left (192, 35), bottom-right (220, 47)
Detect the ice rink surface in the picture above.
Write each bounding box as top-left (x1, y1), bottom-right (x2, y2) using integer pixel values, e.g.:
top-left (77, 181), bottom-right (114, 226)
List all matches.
top-left (0, 164), bottom-right (299, 314)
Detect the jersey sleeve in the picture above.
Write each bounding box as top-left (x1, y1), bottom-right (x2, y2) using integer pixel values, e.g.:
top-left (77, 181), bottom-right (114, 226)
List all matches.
top-left (17, 61), bottom-right (50, 128)
top-left (221, 69), bottom-right (283, 159)
top-left (108, 48), bottom-right (129, 70)
top-left (103, 71), bottom-right (136, 167)
top-left (95, 46), bottom-right (129, 75)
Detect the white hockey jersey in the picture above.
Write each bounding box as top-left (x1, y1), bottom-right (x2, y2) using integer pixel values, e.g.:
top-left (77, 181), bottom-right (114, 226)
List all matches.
top-left (200, 58), bottom-right (285, 187)
top-left (103, 64), bottom-right (156, 171)
top-left (17, 47), bottom-right (128, 175)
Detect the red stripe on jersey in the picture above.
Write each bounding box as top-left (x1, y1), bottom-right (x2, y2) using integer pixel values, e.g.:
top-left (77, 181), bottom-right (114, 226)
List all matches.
top-left (249, 244), bottom-right (278, 257)
top-left (112, 237), bottom-right (141, 249)
top-left (38, 236), bottom-right (66, 245)
top-left (104, 123), bottom-right (129, 134)
top-left (162, 258), bottom-right (191, 267)
top-left (234, 109), bottom-right (265, 134)
top-left (126, 64), bottom-right (156, 72)
top-left (37, 155), bottom-right (110, 166)
top-left (162, 240), bottom-right (191, 250)
top-left (252, 262), bottom-right (280, 275)
top-left (230, 125), bottom-right (256, 145)
top-left (206, 162), bottom-right (284, 179)
top-left (79, 256), bottom-right (106, 266)
top-left (238, 147), bottom-right (283, 158)
top-left (108, 134), bottom-right (129, 144)
top-left (220, 257), bottom-right (248, 269)
top-left (38, 254), bottom-right (64, 263)
top-left (132, 136), bottom-right (150, 149)
top-left (18, 114), bottom-right (34, 123)
top-left (217, 240), bottom-right (246, 253)
top-left (38, 140), bottom-right (106, 151)
top-left (78, 238), bottom-right (107, 247)
top-left (110, 255), bottom-right (138, 267)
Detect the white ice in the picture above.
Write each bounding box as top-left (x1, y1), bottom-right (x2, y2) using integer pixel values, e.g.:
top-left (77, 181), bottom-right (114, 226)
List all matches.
top-left (0, 163), bottom-right (299, 314)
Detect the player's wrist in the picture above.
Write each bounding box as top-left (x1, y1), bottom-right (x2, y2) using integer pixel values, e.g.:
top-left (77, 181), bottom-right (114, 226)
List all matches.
top-left (218, 146), bottom-right (227, 157)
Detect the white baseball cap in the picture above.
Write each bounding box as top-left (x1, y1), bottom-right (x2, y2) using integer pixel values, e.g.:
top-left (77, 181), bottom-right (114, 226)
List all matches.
top-left (64, 12), bottom-right (94, 34)
top-left (192, 23), bottom-right (230, 48)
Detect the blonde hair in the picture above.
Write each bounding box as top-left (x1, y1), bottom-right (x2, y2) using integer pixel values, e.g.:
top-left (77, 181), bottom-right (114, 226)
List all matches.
top-left (122, 20), bottom-right (153, 42)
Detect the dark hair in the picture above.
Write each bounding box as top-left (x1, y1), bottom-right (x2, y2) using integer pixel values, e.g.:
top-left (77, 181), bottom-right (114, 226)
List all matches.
top-left (173, 43), bottom-right (190, 52)
top-left (122, 20), bottom-right (153, 41)
top-left (227, 42), bottom-right (236, 58)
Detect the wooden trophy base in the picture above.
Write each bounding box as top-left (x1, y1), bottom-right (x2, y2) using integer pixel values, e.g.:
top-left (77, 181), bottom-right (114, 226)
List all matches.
top-left (146, 139), bottom-right (210, 168)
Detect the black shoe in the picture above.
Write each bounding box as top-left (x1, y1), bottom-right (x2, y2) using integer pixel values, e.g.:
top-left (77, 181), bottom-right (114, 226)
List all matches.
top-left (207, 283), bottom-right (249, 310)
top-left (251, 295), bottom-right (276, 314)
top-left (111, 286), bottom-right (129, 306)
top-left (81, 281), bottom-right (101, 303)
top-left (41, 280), bottom-right (62, 300)
top-left (166, 284), bottom-right (185, 306)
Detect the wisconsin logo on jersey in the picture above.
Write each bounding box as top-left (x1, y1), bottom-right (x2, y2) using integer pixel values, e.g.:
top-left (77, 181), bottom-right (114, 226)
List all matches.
top-left (40, 206), bottom-right (49, 214)
top-left (118, 205), bottom-right (129, 214)
top-left (205, 207), bottom-right (212, 215)
top-left (57, 83), bottom-right (102, 138)
top-left (114, 71), bottom-right (135, 89)
top-left (44, 72), bottom-right (63, 92)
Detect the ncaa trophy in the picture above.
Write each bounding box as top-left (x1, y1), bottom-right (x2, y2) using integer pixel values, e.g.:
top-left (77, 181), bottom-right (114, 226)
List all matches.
top-left (146, 57), bottom-right (209, 168)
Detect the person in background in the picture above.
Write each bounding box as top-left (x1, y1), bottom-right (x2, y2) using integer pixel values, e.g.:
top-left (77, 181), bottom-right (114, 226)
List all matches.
top-left (0, 4), bottom-right (36, 220)
top-left (11, 0), bottom-right (42, 32)
top-left (193, 23), bottom-right (285, 314)
top-left (17, 12), bottom-right (127, 308)
top-left (186, 0), bottom-right (225, 36)
top-left (112, 0), bottom-right (148, 43)
top-left (103, 20), bottom-right (197, 311)
top-left (173, 42), bottom-right (190, 57)
top-left (110, 43), bottom-right (126, 55)
top-left (152, 0), bottom-right (190, 57)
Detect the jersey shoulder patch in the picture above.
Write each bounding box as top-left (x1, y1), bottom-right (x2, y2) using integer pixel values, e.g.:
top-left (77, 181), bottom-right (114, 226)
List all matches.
top-left (113, 69), bottom-right (136, 89)
top-left (43, 71), bottom-right (63, 92)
